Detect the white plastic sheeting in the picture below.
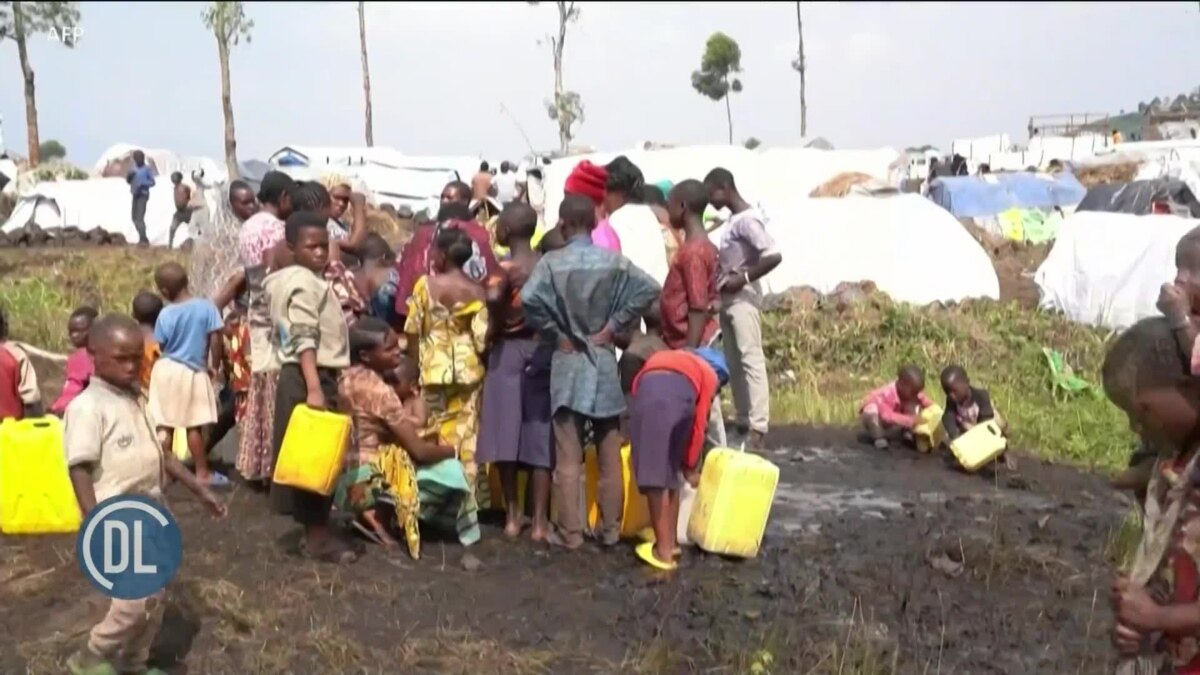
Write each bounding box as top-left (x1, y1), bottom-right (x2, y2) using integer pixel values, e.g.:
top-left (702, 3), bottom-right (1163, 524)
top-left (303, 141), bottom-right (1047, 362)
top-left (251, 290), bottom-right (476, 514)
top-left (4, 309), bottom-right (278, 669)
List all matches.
top-left (728, 194), bottom-right (999, 304)
top-left (1035, 211), bottom-right (1199, 329)
top-left (92, 143), bottom-right (223, 182)
top-left (1, 177), bottom-right (184, 245)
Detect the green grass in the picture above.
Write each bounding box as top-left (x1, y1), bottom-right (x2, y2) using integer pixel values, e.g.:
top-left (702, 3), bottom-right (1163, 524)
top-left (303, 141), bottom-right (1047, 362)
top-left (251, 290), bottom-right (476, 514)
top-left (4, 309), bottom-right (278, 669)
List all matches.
top-left (761, 292), bottom-right (1133, 472)
top-left (0, 249), bottom-right (181, 352)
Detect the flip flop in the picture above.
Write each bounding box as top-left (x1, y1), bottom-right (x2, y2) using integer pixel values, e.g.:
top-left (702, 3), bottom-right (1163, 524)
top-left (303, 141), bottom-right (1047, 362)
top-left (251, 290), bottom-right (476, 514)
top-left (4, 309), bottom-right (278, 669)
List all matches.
top-left (636, 542), bottom-right (678, 571)
top-left (204, 472), bottom-right (232, 488)
top-left (636, 528), bottom-right (682, 557)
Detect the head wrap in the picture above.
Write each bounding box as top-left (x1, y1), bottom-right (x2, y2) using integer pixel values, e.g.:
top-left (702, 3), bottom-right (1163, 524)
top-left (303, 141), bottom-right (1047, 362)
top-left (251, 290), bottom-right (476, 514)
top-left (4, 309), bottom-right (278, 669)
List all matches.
top-left (655, 179), bottom-right (675, 199)
top-left (689, 347), bottom-right (730, 387)
top-left (564, 160), bottom-right (608, 207)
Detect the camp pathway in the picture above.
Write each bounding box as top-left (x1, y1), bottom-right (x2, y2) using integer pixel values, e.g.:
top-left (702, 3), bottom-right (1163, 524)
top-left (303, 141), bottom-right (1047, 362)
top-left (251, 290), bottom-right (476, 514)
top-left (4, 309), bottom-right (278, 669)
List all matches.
top-left (1, 425), bottom-right (1126, 674)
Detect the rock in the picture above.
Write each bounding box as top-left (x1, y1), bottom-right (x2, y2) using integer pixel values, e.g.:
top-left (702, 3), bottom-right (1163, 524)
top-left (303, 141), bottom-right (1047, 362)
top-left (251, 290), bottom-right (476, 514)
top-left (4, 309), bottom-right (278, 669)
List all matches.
top-left (460, 553), bottom-right (482, 572)
top-left (108, 233), bottom-right (128, 247)
top-left (927, 551), bottom-right (965, 578)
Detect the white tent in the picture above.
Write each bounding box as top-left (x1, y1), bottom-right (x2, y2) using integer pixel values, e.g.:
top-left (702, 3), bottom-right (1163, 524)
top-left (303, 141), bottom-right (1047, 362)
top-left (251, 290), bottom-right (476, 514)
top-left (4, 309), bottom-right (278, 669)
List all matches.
top-left (1, 177), bottom-right (184, 245)
top-left (731, 194), bottom-right (1000, 304)
top-left (1035, 211), bottom-right (1199, 329)
top-left (92, 143), bottom-right (223, 182)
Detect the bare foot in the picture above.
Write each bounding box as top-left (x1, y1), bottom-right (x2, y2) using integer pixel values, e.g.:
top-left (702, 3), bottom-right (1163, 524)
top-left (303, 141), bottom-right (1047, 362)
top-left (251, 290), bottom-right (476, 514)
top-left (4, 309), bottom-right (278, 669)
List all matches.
top-left (529, 525), bottom-right (550, 543)
top-left (503, 519), bottom-right (523, 538)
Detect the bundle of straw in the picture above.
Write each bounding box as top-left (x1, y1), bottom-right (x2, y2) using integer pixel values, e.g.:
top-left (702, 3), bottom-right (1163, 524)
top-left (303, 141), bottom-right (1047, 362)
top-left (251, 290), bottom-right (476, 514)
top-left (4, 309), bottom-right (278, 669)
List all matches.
top-left (809, 172), bottom-right (877, 198)
top-left (1072, 161), bottom-right (1140, 188)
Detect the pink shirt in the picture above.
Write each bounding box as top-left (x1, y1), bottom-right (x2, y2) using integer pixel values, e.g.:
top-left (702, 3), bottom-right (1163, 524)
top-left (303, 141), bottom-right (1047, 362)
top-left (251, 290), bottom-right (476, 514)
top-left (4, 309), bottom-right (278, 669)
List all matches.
top-left (51, 348), bottom-right (93, 416)
top-left (237, 211), bottom-right (285, 267)
top-left (591, 218), bottom-right (622, 253)
top-left (859, 381), bottom-right (933, 429)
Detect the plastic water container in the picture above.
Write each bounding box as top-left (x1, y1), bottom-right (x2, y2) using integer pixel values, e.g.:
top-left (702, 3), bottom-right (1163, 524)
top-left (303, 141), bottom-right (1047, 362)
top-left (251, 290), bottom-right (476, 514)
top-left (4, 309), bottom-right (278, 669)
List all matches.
top-left (586, 443), bottom-right (651, 539)
top-left (172, 428), bottom-right (190, 462)
top-left (949, 420), bottom-right (1008, 472)
top-left (688, 447), bottom-right (779, 558)
top-left (0, 416), bottom-right (82, 534)
top-left (914, 405), bottom-right (947, 453)
top-left (272, 405), bottom-right (352, 496)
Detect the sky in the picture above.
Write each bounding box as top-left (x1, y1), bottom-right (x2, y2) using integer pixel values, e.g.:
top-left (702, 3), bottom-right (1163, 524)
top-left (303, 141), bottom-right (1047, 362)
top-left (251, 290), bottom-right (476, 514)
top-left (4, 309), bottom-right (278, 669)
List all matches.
top-left (1, 1), bottom-right (1198, 167)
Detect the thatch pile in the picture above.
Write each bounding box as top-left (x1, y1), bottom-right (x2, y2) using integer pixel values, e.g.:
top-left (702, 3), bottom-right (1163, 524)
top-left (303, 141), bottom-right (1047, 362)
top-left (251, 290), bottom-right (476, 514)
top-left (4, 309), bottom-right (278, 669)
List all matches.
top-left (1072, 161), bottom-right (1140, 188)
top-left (810, 172), bottom-right (877, 198)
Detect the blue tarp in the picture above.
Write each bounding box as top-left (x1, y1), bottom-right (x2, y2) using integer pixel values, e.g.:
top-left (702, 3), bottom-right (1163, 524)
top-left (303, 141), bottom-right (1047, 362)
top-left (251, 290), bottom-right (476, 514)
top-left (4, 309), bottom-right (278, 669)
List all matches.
top-left (928, 173), bottom-right (1086, 218)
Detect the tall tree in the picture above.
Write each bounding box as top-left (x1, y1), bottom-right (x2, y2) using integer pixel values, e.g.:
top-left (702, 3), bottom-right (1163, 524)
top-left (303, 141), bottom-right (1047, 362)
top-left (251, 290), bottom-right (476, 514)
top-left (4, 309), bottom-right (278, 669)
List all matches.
top-left (691, 32), bottom-right (743, 144)
top-left (792, 1), bottom-right (807, 137)
top-left (0, 1), bottom-right (80, 167)
top-left (529, 1), bottom-right (584, 155)
top-left (202, 1), bottom-right (252, 180)
top-left (357, 0), bottom-right (373, 147)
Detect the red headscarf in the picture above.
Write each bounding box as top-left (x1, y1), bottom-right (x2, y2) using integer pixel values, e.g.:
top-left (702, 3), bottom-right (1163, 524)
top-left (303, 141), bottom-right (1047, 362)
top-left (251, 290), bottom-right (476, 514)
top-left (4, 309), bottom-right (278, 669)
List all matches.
top-left (564, 160), bottom-right (608, 206)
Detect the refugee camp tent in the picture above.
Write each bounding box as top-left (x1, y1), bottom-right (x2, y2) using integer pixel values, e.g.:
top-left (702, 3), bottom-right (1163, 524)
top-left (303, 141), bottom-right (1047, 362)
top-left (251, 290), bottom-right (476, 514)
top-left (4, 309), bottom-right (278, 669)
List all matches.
top-left (1, 177), bottom-right (182, 246)
top-left (927, 172), bottom-right (1086, 218)
top-left (92, 143), bottom-right (222, 182)
top-left (731, 194), bottom-right (999, 305)
top-left (1035, 211), bottom-right (1198, 329)
top-left (1076, 178), bottom-right (1200, 218)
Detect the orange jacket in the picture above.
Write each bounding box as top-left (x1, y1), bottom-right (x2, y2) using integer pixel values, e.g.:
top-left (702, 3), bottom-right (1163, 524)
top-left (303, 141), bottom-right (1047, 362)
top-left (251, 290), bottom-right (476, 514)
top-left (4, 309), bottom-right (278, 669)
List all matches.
top-left (631, 350), bottom-right (718, 470)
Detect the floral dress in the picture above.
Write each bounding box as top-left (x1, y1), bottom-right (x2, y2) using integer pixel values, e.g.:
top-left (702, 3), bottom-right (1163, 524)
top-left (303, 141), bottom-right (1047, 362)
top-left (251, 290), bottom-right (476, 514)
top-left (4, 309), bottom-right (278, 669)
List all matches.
top-left (404, 275), bottom-right (489, 541)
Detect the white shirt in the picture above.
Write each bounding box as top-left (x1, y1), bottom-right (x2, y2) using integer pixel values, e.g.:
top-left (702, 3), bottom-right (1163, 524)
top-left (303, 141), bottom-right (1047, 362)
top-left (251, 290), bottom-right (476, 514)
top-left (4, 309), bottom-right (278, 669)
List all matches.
top-left (607, 203), bottom-right (670, 286)
top-left (494, 171), bottom-right (518, 204)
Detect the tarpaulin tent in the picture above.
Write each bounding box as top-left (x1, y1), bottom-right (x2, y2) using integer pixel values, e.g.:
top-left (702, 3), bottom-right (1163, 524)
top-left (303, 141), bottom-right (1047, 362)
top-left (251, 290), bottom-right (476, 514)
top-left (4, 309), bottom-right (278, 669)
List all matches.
top-left (927, 172), bottom-right (1086, 218)
top-left (1035, 211), bottom-right (1199, 329)
top-left (1, 177), bottom-right (183, 245)
top-left (1076, 178), bottom-right (1200, 218)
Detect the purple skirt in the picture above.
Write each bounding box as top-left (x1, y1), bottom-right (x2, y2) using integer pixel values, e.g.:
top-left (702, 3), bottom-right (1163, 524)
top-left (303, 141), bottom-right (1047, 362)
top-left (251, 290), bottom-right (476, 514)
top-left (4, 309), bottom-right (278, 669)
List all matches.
top-left (477, 337), bottom-right (554, 469)
top-left (630, 371), bottom-right (697, 491)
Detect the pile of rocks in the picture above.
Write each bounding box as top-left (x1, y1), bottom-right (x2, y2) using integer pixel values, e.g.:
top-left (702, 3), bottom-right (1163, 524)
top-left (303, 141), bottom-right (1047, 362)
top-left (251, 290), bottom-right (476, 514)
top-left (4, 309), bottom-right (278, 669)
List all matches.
top-left (0, 224), bottom-right (130, 248)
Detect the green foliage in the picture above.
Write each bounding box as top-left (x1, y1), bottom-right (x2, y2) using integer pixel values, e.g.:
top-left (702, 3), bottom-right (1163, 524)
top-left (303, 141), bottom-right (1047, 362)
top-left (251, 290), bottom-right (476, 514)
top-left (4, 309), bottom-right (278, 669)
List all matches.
top-left (546, 90), bottom-right (584, 139)
top-left (30, 162), bottom-right (85, 181)
top-left (744, 137), bottom-right (762, 150)
top-left (691, 32), bottom-right (743, 102)
top-left (762, 292), bottom-right (1133, 471)
top-left (0, 2), bottom-right (81, 45)
top-left (201, 0), bottom-right (253, 45)
top-left (37, 139), bottom-right (65, 160)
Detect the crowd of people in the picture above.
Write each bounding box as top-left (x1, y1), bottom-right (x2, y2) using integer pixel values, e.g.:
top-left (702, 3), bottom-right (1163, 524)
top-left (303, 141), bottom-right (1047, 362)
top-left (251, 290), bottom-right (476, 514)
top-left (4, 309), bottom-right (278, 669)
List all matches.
top-left (0, 155), bottom-right (787, 674)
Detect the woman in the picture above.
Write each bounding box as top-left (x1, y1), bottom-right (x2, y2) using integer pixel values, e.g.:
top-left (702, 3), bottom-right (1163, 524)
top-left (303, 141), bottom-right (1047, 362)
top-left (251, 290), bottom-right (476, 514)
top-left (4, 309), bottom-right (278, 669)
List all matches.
top-left (335, 318), bottom-right (456, 557)
top-left (322, 173), bottom-right (369, 256)
top-left (232, 171), bottom-right (296, 484)
top-left (604, 156), bottom-right (669, 285)
top-left (404, 226), bottom-right (489, 547)
top-left (563, 160), bottom-right (621, 253)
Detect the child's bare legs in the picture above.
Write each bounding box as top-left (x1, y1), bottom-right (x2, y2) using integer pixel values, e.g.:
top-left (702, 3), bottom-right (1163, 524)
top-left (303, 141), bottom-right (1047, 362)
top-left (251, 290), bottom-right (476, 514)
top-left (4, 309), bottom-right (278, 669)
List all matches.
top-left (498, 462), bottom-right (522, 537)
top-left (361, 508), bottom-right (398, 548)
top-left (188, 427), bottom-right (210, 482)
top-left (529, 467), bottom-right (551, 542)
top-left (667, 487), bottom-right (680, 549)
top-left (861, 411), bottom-right (889, 449)
top-left (645, 488), bottom-right (676, 563)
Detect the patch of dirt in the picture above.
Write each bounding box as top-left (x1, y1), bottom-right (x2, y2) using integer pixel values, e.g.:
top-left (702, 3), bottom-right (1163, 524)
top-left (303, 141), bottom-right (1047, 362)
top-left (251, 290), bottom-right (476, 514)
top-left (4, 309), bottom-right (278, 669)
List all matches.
top-left (0, 426), bottom-right (1123, 674)
top-left (961, 221), bottom-right (1051, 310)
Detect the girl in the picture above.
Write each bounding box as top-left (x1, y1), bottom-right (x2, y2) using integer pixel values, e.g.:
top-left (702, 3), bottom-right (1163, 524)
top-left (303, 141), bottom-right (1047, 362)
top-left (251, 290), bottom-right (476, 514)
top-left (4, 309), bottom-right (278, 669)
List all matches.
top-left (51, 306), bottom-right (98, 416)
top-left (405, 225), bottom-right (489, 547)
top-left (478, 203), bottom-right (554, 541)
top-left (629, 347), bottom-right (728, 570)
top-left (335, 319), bottom-right (455, 557)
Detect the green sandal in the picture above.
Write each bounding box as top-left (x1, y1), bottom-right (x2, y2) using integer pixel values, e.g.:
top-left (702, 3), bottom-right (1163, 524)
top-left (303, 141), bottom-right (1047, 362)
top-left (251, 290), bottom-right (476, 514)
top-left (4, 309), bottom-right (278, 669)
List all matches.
top-left (66, 651), bottom-right (118, 675)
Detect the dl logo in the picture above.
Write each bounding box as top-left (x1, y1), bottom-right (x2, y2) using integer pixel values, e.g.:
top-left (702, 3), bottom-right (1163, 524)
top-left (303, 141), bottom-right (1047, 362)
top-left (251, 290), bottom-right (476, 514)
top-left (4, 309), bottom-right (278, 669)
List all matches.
top-left (76, 496), bottom-right (182, 600)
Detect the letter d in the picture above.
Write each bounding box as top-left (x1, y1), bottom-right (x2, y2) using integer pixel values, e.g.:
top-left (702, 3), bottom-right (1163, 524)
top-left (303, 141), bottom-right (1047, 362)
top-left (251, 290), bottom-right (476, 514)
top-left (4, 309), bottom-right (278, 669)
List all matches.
top-left (103, 521), bottom-right (130, 574)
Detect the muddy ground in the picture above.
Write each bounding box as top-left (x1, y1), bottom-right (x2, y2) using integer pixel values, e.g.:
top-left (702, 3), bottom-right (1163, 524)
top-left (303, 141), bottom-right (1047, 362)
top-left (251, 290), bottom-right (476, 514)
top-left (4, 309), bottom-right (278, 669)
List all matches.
top-left (1, 425), bottom-right (1128, 674)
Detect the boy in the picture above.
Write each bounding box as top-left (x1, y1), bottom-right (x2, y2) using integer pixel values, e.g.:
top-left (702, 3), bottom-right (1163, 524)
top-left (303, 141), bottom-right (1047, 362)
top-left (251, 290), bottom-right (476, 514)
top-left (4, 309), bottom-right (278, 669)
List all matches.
top-left (147, 263), bottom-right (225, 486)
top-left (168, 171), bottom-right (192, 249)
top-left (660, 179), bottom-right (719, 350)
top-left (51, 306), bottom-right (99, 416)
top-left (0, 307), bottom-right (42, 420)
top-left (131, 291), bottom-right (163, 393)
top-left (65, 314), bottom-right (225, 675)
top-left (1106, 317), bottom-right (1200, 672)
top-left (265, 210), bottom-right (355, 564)
top-left (521, 194), bottom-right (661, 549)
top-left (939, 365), bottom-right (1000, 440)
top-left (859, 365), bottom-right (935, 450)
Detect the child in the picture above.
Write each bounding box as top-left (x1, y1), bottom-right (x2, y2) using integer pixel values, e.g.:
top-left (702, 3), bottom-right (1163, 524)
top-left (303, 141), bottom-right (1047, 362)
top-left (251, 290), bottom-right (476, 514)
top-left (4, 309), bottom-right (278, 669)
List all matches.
top-left (0, 307), bottom-right (42, 420)
top-left (64, 314), bottom-right (225, 675)
top-left (387, 356), bottom-right (427, 425)
top-left (147, 262), bottom-right (226, 486)
top-left (355, 233), bottom-right (401, 328)
top-left (336, 319), bottom-right (454, 557)
top-left (478, 203), bottom-right (554, 541)
top-left (859, 365), bottom-right (934, 450)
top-left (265, 210), bottom-right (356, 564)
top-left (51, 306), bottom-right (98, 416)
top-left (628, 347), bottom-right (728, 570)
top-left (939, 365), bottom-right (1000, 440)
top-left (131, 291), bottom-right (163, 393)
top-left (520, 194), bottom-right (661, 549)
top-left (1103, 319), bottom-right (1161, 495)
top-left (1105, 316), bottom-right (1200, 672)
top-left (660, 179), bottom-right (719, 349)
top-left (404, 226), bottom-right (489, 548)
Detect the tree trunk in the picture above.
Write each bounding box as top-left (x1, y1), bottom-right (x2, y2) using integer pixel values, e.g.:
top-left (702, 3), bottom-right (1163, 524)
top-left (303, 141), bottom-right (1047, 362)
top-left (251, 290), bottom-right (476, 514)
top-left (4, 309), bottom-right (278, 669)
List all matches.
top-left (724, 81), bottom-right (734, 145)
top-left (796, 0), bottom-right (807, 137)
top-left (554, 0), bottom-right (569, 154)
top-left (217, 36), bottom-right (239, 180)
top-left (358, 0), bottom-right (374, 147)
top-left (13, 2), bottom-right (41, 166)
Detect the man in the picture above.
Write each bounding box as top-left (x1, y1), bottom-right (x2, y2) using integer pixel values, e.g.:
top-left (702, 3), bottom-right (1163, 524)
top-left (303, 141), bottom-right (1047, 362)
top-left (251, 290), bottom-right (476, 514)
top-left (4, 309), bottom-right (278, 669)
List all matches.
top-left (704, 168), bottom-right (782, 452)
top-left (126, 150), bottom-right (156, 246)
top-left (472, 161), bottom-right (494, 203)
top-left (168, 172), bottom-right (193, 249)
top-left (520, 194), bottom-right (661, 549)
top-left (494, 160), bottom-right (518, 204)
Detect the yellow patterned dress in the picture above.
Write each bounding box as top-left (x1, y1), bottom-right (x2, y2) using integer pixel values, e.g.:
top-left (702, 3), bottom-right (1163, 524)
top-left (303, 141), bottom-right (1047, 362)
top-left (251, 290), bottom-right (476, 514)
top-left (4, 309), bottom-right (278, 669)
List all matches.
top-left (404, 276), bottom-right (489, 532)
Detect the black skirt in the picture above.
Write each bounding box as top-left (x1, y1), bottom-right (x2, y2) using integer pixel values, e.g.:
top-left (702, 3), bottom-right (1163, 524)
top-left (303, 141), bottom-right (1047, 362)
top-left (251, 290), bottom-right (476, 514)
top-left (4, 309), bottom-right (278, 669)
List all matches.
top-left (269, 363), bottom-right (340, 525)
